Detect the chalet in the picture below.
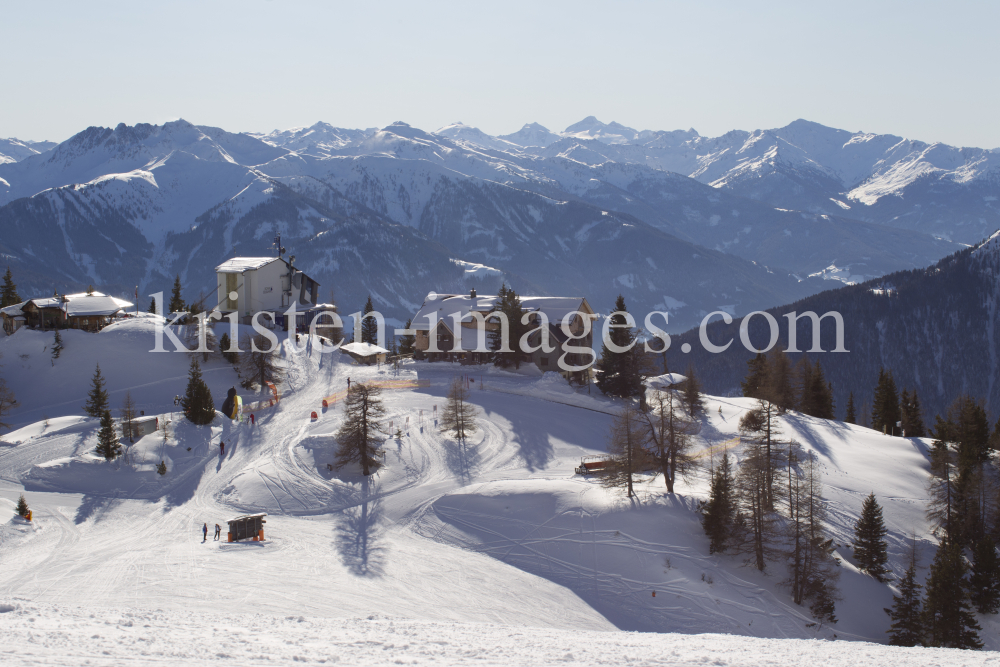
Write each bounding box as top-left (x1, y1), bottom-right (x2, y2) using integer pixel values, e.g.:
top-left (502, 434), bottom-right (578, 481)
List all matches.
top-left (340, 341), bottom-right (389, 365)
top-left (214, 256), bottom-right (320, 326)
top-left (2, 292), bottom-right (133, 334)
top-left (410, 290), bottom-right (595, 380)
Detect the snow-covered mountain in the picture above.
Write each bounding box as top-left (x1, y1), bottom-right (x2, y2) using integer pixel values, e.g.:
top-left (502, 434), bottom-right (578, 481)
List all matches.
top-left (0, 116), bottom-right (982, 328)
top-left (0, 138), bottom-right (57, 165)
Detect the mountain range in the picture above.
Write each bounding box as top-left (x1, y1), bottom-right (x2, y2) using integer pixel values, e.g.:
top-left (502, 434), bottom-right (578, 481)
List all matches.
top-left (0, 116), bottom-right (995, 330)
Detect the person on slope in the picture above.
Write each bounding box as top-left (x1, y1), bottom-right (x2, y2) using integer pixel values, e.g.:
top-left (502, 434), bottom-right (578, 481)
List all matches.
top-left (214, 524), bottom-right (221, 540)
top-left (220, 441), bottom-right (225, 456)
top-left (202, 523), bottom-right (208, 542)
top-left (250, 414), bottom-right (255, 428)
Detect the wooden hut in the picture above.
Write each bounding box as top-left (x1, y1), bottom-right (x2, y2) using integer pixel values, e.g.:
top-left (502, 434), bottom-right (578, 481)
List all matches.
top-left (227, 513), bottom-right (267, 542)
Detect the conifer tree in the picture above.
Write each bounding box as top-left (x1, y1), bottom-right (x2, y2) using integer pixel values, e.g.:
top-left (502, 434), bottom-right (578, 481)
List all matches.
top-left (853, 492), bottom-right (890, 581)
top-left (168, 275), bottom-right (185, 313)
top-left (83, 363), bottom-right (109, 418)
top-left (901, 389), bottom-right (926, 437)
top-left (928, 426), bottom-right (958, 544)
top-left (795, 357), bottom-right (814, 414)
top-left (399, 318), bottom-right (415, 355)
top-left (180, 358), bottom-right (215, 425)
top-left (682, 363), bottom-right (704, 418)
top-left (0, 379), bottom-right (15, 433)
top-left (702, 451), bottom-right (735, 553)
top-left (334, 382), bottom-right (386, 476)
top-left (969, 537), bottom-right (1000, 615)
top-left (51, 329), bottom-right (63, 361)
top-left (440, 377), bottom-right (478, 443)
top-left (119, 391), bottom-right (137, 444)
top-left (156, 460), bottom-right (167, 475)
top-left (808, 362), bottom-right (835, 419)
top-left (740, 353), bottom-right (769, 400)
top-left (595, 294), bottom-right (642, 398)
top-left (767, 348), bottom-right (795, 411)
top-left (871, 368), bottom-right (901, 434)
top-left (489, 283), bottom-right (528, 369)
top-left (219, 333), bottom-right (238, 364)
top-left (886, 547), bottom-right (924, 647)
top-left (16, 493), bottom-right (29, 518)
top-left (95, 409), bottom-right (122, 461)
top-left (361, 295), bottom-right (378, 345)
top-left (844, 391), bottom-right (856, 424)
top-left (148, 296), bottom-right (157, 314)
top-left (0, 266), bottom-right (20, 308)
top-left (923, 540), bottom-right (982, 649)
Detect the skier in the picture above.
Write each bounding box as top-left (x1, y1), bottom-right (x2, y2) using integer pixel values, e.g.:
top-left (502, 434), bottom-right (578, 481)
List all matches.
top-left (202, 523), bottom-right (208, 542)
top-left (250, 414), bottom-right (255, 428)
top-left (347, 377), bottom-right (351, 389)
top-left (214, 523), bottom-right (221, 540)
top-left (220, 441), bottom-right (225, 456)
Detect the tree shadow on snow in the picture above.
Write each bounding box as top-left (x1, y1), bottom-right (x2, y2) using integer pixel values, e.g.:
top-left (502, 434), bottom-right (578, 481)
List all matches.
top-left (442, 437), bottom-right (481, 484)
top-left (74, 495), bottom-right (119, 524)
top-left (334, 477), bottom-right (387, 577)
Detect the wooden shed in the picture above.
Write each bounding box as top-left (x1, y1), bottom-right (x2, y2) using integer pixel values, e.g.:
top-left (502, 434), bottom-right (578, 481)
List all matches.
top-left (125, 416), bottom-right (159, 440)
top-left (227, 513), bottom-right (267, 542)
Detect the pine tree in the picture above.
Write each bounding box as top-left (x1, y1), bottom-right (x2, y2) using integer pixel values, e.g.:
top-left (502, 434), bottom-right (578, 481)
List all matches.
top-left (886, 549), bottom-right (924, 647)
top-left (156, 460), bottom-right (167, 475)
top-left (795, 357), bottom-right (815, 414)
top-left (51, 329), bottom-right (63, 361)
top-left (219, 333), bottom-right (237, 364)
top-left (595, 294), bottom-right (642, 398)
top-left (86, 284), bottom-right (94, 296)
top-left (923, 540), bottom-right (982, 649)
top-left (148, 296), bottom-right (157, 314)
top-left (767, 348), bottom-right (795, 411)
top-left (399, 318), bottom-right (415, 355)
top-left (83, 363), bottom-right (109, 418)
top-left (16, 493), bottom-right (29, 518)
top-left (808, 362), bottom-right (835, 419)
top-left (95, 409), bottom-right (122, 461)
top-left (702, 451), bottom-right (735, 553)
top-left (0, 266), bottom-right (20, 308)
top-left (928, 425), bottom-right (958, 543)
top-left (334, 382), bottom-right (386, 476)
top-left (871, 368), bottom-right (901, 434)
top-left (601, 403), bottom-right (648, 498)
top-left (682, 363), bottom-right (704, 418)
top-left (168, 275), bottom-right (185, 313)
top-left (844, 391), bottom-right (856, 424)
top-left (440, 377), bottom-right (478, 443)
top-left (969, 537), bottom-right (1000, 614)
top-left (489, 283), bottom-right (528, 369)
top-left (901, 389), bottom-right (926, 437)
top-left (180, 358), bottom-right (215, 426)
top-left (853, 492), bottom-right (890, 581)
top-left (740, 353), bottom-right (769, 399)
top-left (361, 295), bottom-right (378, 345)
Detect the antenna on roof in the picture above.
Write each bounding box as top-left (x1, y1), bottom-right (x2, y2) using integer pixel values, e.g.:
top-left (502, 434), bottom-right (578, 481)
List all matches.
top-left (273, 233), bottom-right (285, 258)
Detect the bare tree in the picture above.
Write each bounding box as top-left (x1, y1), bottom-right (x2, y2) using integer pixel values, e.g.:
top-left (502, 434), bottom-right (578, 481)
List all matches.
top-left (739, 398), bottom-right (783, 510)
top-left (334, 383), bottom-right (386, 476)
top-left (643, 389), bottom-right (697, 493)
top-left (239, 333), bottom-right (284, 391)
top-left (440, 378), bottom-right (478, 443)
top-left (119, 391), bottom-right (138, 444)
top-left (734, 433), bottom-right (781, 571)
top-left (602, 403), bottom-right (649, 498)
top-left (0, 377), bottom-right (15, 433)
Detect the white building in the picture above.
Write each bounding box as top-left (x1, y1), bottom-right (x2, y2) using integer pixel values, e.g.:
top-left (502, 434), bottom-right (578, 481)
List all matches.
top-left (214, 257), bottom-right (320, 323)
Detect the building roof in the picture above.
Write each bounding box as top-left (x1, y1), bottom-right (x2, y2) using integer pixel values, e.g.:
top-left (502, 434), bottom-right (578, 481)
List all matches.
top-left (0, 301), bottom-right (25, 317)
top-left (341, 342), bottom-right (389, 356)
top-left (227, 513), bottom-right (268, 522)
top-left (410, 292), bottom-right (593, 333)
top-left (645, 373), bottom-right (688, 390)
top-left (21, 293), bottom-right (132, 317)
top-left (215, 257), bottom-right (283, 273)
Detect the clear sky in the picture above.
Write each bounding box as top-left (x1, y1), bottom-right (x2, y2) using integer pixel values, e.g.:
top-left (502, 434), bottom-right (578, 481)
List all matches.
top-left (4, 0), bottom-right (999, 147)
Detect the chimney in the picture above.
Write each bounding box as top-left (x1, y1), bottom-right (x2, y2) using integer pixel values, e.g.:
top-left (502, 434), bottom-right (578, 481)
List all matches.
top-left (470, 288), bottom-right (477, 298)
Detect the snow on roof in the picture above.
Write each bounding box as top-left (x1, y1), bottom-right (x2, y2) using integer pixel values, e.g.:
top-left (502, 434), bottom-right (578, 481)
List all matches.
top-left (23, 293), bottom-right (132, 316)
top-left (227, 513), bottom-right (267, 522)
top-left (645, 373), bottom-right (688, 390)
top-left (341, 342), bottom-right (389, 356)
top-left (0, 301), bottom-right (25, 316)
top-left (215, 257), bottom-right (283, 272)
top-left (410, 292), bottom-right (592, 332)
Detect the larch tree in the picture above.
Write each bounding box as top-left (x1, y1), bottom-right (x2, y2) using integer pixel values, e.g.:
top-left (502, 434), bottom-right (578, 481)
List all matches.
top-left (83, 363), bottom-right (110, 418)
top-left (602, 403), bottom-right (648, 498)
top-left (0, 266), bottom-right (20, 308)
top-left (886, 542), bottom-right (924, 647)
top-left (334, 382), bottom-right (386, 476)
top-left (923, 540), bottom-right (982, 650)
top-left (119, 391), bottom-right (138, 444)
top-left (95, 409), bottom-right (122, 461)
top-left (643, 388), bottom-right (696, 493)
top-left (239, 333), bottom-right (284, 390)
top-left (739, 399), bottom-right (783, 510)
top-left (853, 492), bottom-right (890, 581)
top-left (180, 358), bottom-right (215, 426)
top-left (734, 429), bottom-right (781, 572)
top-left (927, 423), bottom-right (958, 544)
top-left (440, 377), bottom-right (478, 443)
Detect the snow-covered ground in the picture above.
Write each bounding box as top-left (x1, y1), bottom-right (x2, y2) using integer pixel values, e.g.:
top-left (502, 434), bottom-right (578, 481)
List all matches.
top-left (0, 323), bottom-right (996, 664)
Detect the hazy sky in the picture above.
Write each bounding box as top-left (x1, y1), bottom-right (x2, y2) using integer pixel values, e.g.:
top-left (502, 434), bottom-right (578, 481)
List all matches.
top-left (4, 0), bottom-right (999, 147)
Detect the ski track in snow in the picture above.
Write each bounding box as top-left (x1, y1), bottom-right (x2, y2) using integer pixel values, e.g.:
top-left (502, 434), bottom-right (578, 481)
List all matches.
top-left (1, 329), bottom-right (998, 663)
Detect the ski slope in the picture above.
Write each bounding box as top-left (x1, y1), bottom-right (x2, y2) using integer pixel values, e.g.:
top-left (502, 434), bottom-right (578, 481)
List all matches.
top-left (0, 323), bottom-right (996, 664)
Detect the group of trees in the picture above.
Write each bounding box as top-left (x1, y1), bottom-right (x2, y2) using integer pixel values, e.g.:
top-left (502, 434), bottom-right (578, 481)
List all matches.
top-left (701, 396), bottom-right (840, 623)
top-left (488, 283), bottom-right (530, 369)
top-left (867, 368), bottom-right (926, 436)
top-left (741, 349), bottom-right (834, 419)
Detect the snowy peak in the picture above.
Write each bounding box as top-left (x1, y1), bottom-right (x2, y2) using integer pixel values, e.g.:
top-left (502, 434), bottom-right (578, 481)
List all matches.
top-left (499, 122), bottom-right (562, 148)
top-left (0, 137), bottom-right (57, 164)
top-left (563, 116), bottom-right (639, 144)
top-left (433, 123), bottom-right (521, 151)
top-left (250, 122), bottom-right (376, 155)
